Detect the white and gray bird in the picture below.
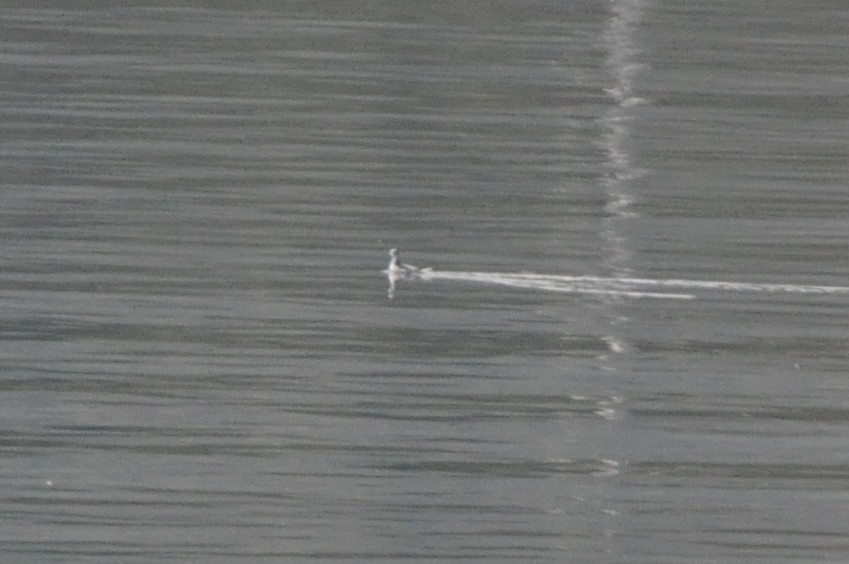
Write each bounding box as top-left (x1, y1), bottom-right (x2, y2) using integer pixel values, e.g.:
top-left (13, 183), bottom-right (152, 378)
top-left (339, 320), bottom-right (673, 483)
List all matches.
top-left (387, 248), bottom-right (422, 275)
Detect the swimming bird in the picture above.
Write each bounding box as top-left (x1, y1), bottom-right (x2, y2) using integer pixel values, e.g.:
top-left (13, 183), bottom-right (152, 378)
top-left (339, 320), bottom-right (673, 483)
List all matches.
top-left (384, 249), bottom-right (433, 299)
top-left (388, 248), bottom-right (421, 275)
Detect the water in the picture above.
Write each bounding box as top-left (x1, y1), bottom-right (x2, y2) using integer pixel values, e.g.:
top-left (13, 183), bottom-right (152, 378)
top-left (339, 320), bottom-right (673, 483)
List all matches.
top-left (2, 1), bottom-right (849, 562)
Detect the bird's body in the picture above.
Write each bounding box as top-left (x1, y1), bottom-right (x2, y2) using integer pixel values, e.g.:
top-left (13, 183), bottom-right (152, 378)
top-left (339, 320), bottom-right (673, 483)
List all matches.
top-left (387, 248), bottom-right (421, 275)
top-left (384, 248), bottom-right (432, 299)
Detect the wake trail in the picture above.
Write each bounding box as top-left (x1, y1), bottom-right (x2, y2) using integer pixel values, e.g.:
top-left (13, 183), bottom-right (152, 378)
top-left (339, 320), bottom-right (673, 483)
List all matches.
top-left (414, 270), bottom-right (849, 300)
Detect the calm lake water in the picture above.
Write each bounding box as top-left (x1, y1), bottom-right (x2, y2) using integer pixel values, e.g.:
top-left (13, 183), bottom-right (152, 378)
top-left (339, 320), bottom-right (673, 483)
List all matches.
top-left (2, 1), bottom-right (849, 562)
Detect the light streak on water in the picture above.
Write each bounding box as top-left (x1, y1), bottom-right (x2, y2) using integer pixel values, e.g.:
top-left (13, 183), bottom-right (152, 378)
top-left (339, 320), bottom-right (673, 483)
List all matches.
top-left (387, 269), bottom-right (849, 300)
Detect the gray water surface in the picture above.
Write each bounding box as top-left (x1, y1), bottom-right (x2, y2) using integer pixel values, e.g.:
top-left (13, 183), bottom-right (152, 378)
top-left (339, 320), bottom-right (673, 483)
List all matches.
top-left (2, 2), bottom-right (849, 563)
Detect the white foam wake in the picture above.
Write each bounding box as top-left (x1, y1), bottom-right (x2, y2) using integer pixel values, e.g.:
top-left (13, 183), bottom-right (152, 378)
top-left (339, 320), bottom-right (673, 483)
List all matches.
top-left (410, 271), bottom-right (694, 299)
top-left (395, 270), bottom-right (849, 300)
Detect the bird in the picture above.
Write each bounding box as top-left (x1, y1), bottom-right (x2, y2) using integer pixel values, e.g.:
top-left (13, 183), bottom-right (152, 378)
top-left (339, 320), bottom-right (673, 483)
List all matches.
top-left (384, 249), bottom-right (432, 299)
top-left (387, 248), bottom-right (421, 275)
